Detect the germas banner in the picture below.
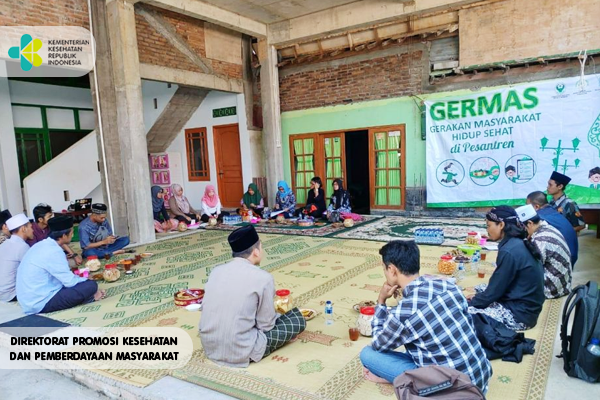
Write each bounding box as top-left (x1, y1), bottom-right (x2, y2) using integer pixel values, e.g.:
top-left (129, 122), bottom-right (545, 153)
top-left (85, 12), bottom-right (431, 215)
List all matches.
top-left (425, 74), bottom-right (600, 207)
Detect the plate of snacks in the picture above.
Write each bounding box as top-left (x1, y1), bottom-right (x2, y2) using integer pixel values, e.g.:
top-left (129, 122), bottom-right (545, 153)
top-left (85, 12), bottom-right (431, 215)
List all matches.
top-left (174, 288), bottom-right (205, 306)
top-left (353, 300), bottom-right (377, 312)
top-left (89, 273), bottom-right (104, 281)
top-left (141, 252), bottom-right (154, 259)
top-left (300, 308), bottom-right (317, 320)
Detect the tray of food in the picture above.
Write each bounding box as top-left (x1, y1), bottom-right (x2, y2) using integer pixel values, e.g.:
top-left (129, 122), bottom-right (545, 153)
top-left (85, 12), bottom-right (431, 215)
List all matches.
top-left (300, 308), bottom-right (317, 320)
top-left (174, 288), bottom-right (205, 306)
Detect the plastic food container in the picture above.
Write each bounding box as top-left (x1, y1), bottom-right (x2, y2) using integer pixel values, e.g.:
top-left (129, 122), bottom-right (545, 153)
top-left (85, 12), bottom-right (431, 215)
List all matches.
top-left (357, 307), bottom-right (375, 336)
top-left (85, 256), bottom-right (102, 272)
top-left (274, 289), bottom-right (294, 314)
top-left (437, 255), bottom-right (457, 275)
top-left (103, 264), bottom-right (121, 282)
top-left (465, 232), bottom-right (480, 245)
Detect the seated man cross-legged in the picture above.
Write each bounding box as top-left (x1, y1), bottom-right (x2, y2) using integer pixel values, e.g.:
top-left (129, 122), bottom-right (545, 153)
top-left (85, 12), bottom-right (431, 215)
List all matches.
top-left (79, 203), bottom-right (130, 258)
top-left (16, 215), bottom-right (106, 314)
top-left (360, 240), bottom-right (492, 392)
top-left (199, 225), bottom-right (306, 367)
top-left (0, 214), bottom-right (34, 302)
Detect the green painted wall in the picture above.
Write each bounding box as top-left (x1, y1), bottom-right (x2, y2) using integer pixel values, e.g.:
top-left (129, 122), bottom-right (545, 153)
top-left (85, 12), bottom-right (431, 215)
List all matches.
top-left (281, 97), bottom-right (426, 188)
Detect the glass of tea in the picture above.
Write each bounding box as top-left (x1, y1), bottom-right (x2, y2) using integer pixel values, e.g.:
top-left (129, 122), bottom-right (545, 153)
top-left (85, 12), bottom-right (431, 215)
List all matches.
top-left (348, 325), bottom-right (360, 341)
top-left (104, 254), bottom-right (111, 261)
top-left (480, 250), bottom-right (488, 261)
top-left (477, 266), bottom-right (486, 279)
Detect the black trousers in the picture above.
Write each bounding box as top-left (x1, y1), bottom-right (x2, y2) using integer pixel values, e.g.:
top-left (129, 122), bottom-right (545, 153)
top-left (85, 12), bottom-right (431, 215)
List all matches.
top-left (200, 211), bottom-right (230, 223)
top-left (40, 280), bottom-right (98, 313)
top-left (174, 213), bottom-right (197, 223)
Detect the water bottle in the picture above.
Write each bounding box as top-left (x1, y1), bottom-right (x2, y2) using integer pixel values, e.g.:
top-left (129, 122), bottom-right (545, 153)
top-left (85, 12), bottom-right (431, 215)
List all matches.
top-left (472, 250), bottom-right (480, 273)
top-left (325, 301), bottom-right (333, 325)
top-left (456, 262), bottom-right (465, 282)
top-left (587, 338), bottom-right (600, 356)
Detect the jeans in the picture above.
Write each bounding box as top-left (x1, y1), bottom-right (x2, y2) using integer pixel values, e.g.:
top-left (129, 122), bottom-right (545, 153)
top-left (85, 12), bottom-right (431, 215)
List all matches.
top-left (40, 280), bottom-right (98, 313)
top-left (82, 236), bottom-right (130, 258)
top-left (360, 346), bottom-right (418, 383)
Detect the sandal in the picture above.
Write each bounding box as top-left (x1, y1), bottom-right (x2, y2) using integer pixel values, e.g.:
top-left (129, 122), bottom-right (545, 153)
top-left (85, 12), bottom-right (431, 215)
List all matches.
top-left (125, 249), bottom-right (137, 254)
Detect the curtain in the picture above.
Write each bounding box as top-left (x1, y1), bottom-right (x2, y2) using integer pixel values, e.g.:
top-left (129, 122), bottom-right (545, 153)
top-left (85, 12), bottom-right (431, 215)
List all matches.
top-left (293, 138), bottom-right (315, 204)
top-left (324, 137), bottom-right (343, 198)
top-left (374, 133), bottom-right (387, 205)
top-left (388, 135), bottom-right (401, 205)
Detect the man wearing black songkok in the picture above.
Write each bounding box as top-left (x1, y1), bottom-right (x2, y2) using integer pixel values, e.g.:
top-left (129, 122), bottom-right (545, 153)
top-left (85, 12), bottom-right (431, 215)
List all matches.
top-left (547, 171), bottom-right (585, 232)
top-left (199, 225), bottom-right (306, 367)
top-left (78, 203), bottom-right (130, 258)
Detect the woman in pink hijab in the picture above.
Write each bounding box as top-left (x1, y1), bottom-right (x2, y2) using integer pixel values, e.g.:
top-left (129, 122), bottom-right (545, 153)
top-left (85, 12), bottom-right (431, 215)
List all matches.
top-left (200, 185), bottom-right (230, 223)
top-left (168, 183), bottom-right (201, 224)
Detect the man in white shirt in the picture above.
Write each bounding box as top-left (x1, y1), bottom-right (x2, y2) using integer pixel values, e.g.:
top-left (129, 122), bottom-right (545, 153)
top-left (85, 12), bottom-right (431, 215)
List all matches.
top-left (0, 214), bottom-right (34, 302)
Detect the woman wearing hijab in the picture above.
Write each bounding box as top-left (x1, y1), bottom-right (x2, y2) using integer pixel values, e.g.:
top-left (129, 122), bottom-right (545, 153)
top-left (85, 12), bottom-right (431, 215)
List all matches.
top-left (151, 186), bottom-right (178, 232)
top-left (467, 205), bottom-right (545, 330)
top-left (200, 185), bottom-right (230, 223)
top-left (295, 176), bottom-right (326, 218)
top-left (327, 179), bottom-right (351, 215)
top-left (237, 183), bottom-right (264, 216)
top-left (273, 180), bottom-right (296, 218)
top-left (168, 183), bottom-right (201, 224)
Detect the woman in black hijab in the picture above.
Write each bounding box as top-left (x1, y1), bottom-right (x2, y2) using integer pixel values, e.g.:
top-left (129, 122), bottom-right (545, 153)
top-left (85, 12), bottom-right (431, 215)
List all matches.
top-left (327, 179), bottom-right (351, 215)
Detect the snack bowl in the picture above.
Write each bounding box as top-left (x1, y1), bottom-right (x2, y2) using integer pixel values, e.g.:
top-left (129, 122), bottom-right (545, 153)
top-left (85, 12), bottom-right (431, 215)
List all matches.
top-left (174, 289), bottom-right (205, 307)
top-left (141, 252), bottom-right (154, 259)
top-left (353, 300), bottom-right (377, 312)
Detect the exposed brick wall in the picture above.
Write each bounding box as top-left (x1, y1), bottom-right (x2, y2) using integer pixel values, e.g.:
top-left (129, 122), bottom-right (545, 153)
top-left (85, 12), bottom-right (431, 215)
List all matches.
top-left (135, 13), bottom-right (203, 73)
top-left (135, 5), bottom-right (242, 80)
top-left (0, 0), bottom-right (89, 28)
top-left (279, 50), bottom-right (423, 112)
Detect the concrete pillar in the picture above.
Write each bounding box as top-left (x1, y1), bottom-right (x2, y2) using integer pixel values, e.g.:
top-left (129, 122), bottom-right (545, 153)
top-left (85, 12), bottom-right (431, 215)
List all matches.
top-left (257, 39), bottom-right (284, 205)
top-left (0, 62), bottom-right (24, 214)
top-left (90, 0), bottom-right (154, 244)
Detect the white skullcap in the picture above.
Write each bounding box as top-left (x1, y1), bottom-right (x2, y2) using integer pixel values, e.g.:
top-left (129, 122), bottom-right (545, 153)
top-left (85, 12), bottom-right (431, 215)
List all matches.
top-left (515, 204), bottom-right (537, 222)
top-left (6, 214), bottom-right (29, 231)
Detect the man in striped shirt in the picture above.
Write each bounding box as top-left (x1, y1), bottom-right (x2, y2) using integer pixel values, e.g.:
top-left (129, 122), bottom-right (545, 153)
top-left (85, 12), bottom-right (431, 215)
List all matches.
top-left (517, 204), bottom-right (572, 298)
top-left (360, 240), bottom-right (492, 392)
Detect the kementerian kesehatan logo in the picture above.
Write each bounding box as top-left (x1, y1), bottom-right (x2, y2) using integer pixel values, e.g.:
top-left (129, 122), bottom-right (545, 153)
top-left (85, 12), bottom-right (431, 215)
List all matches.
top-left (8, 34), bottom-right (43, 71)
top-left (555, 83), bottom-right (565, 93)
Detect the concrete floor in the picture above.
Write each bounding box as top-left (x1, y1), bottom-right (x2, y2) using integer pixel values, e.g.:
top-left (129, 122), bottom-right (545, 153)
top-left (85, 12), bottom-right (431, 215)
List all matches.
top-left (1, 229), bottom-right (599, 400)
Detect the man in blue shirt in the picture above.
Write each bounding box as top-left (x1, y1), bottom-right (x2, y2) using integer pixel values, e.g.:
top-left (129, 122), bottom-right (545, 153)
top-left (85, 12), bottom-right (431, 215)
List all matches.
top-left (0, 214), bottom-right (34, 302)
top-left (360, 240), bottom-right (492, 392)
top-left (527, 191), bottom-right (578, 268)
top-left (16, 215), bottom-right (105, 314)
top-left (79, 203), bottom-right (130, 258)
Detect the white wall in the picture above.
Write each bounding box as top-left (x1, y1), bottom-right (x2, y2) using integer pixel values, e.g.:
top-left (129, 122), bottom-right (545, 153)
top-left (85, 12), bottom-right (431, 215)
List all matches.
top-left (23, 132), bottom-right (100, 216)
top-left (164, 91), bottom-right (253, 209)
top-left (140, 81), bottom-right (254, 210)
top-left (0, 62), bottom-right (23, 214)
top-left (8, 80), bottom-right (94, 109)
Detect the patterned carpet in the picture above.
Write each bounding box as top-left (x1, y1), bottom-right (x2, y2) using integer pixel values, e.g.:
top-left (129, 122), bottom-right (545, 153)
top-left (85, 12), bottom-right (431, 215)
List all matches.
top-left (333, 216), bottom-right (487, 246)
top-left (49, 230), bottom-right (559, 400)
top-left (208, 215), bottom-right (382, 238)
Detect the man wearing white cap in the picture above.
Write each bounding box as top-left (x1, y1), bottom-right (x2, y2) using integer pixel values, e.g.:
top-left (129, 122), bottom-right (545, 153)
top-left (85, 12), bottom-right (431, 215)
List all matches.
top-left (0, 214), bottom-right (34, 302)
top-left (516, 204), bottom-right (572, 299)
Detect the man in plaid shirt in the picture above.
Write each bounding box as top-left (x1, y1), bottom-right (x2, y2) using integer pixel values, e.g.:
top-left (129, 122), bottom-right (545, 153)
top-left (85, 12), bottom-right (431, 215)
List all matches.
top-left (360, 241), bottom-right (492, 392)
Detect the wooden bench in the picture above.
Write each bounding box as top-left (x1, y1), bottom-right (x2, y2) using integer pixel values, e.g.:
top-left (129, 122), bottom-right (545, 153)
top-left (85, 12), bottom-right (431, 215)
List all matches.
top-left (580, 204), bottom-right (600, 239)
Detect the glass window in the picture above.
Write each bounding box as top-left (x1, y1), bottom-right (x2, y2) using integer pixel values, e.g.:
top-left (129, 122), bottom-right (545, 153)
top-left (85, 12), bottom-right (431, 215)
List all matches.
top-left (185, 128), bottom-right (210, 181)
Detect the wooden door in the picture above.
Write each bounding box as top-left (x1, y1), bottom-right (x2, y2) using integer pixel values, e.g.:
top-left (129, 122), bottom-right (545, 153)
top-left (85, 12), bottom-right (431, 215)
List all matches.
top-left (213, 124), bottom-right (243, 207)
top-left (321, 133), bottom-right (347, 199)
top-left (369, 126), bottom-right (406, 209)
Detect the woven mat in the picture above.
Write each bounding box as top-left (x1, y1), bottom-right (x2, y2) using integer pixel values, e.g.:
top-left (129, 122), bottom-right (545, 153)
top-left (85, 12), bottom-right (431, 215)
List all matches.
top-left (333, 216), bottom-right (487, 246)
top-left (47, 231), bottom-right (559, 399)
top-left (207, 215), bottom-right (382, 238)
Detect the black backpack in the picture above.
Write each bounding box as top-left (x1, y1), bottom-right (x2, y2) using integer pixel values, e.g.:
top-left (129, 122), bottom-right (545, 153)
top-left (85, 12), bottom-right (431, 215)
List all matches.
top-left (559, 281), bottom-right (600, 382)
